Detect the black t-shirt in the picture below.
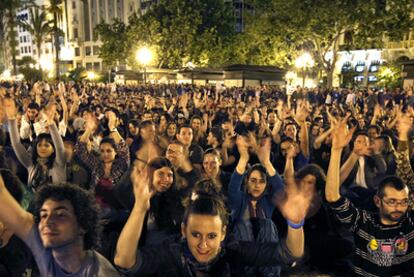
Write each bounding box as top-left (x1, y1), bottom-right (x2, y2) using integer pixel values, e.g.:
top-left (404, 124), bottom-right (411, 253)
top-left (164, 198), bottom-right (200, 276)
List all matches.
top-left (0, 235), bottom-right (37, 277)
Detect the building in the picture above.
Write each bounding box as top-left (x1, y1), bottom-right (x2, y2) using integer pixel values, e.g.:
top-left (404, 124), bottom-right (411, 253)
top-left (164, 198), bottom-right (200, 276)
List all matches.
top-left (1, 0), bottom-right (156, 76)
top-left (224, 0), bottom-right (254, 33)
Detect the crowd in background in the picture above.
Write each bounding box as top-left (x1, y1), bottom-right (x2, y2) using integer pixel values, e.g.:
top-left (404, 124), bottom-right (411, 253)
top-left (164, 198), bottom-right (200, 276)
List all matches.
top-left (0, 81), bottom-right (414, 276)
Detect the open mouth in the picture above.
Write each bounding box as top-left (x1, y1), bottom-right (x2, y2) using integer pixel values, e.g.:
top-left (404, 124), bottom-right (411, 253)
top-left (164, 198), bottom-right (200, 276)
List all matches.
top-left (196, 249), bottom-right (210, 256)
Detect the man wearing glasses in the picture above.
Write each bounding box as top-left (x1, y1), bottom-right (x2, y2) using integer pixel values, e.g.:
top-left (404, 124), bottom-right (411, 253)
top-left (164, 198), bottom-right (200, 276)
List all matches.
top-left (325, 115), bottom-right (414, 277)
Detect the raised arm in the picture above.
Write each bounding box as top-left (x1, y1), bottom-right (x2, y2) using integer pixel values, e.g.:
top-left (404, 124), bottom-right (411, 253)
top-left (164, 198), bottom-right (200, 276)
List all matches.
top-left (4, 98), bottom-right (32, 168)
top-left (326, 116), bottom-right (354, 202)
top-left (294, 102), bottom-right (310, 158)
top-left (0, 172), bottom-right (34, 241)
top-left (114, 164), bottom-right (152, 269)
top-left (74, 115), bottom-right (99, 169)
top-left (257, 137), bottom-right (283, 193)
top-left (44, 102), bottom-right (65, 166)
top-left (228, 136), bottom-right (249, 213)
top-left (395, 113), bottom-right (414, 193)
top-left (107, 111), bottom-right (123, 144)
top-left (339, 134), bottom-right (369, 184)
top-left (57, 82), bottom-right (69, 125)
top-left (313, 127), bottom-right (333, 150)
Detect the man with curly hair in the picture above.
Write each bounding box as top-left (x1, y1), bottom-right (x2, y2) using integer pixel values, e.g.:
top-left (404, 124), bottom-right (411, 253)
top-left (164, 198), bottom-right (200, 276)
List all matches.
top-left (0, 173), bottom-right (119, 276)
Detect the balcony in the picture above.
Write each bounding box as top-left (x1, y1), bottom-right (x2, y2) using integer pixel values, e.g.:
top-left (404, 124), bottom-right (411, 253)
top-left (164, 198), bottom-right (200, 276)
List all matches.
top-left (386, 40), bottom-right (414, 49)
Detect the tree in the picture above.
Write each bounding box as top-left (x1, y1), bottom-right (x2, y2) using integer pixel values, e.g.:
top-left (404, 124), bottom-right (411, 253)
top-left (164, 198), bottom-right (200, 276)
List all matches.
top-left (261, 0), bottom-right (414, 88)
top-left (94, 19), bottom-right (130, 68)
top-left (96, 0), bottom-right (236, 69)
top-left (0, 0), bottom-right (34, 75)
top-left (47, 0), bottom-right (63, 79)
top-left (376, 62), bottom-right (403, 89)
top-left (18, 7), bottom-right (50, 73)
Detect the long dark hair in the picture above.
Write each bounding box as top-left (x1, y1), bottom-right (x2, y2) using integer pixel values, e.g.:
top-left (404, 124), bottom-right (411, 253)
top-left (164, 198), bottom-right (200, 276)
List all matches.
top-left (244, 164), bottom-right (269, 195)
top-left (295, 163), bottom-right (326, 197)
top-left (31, 133), bottom-right (56, 168)
top-left (147, 157), bottom-right (180, 230)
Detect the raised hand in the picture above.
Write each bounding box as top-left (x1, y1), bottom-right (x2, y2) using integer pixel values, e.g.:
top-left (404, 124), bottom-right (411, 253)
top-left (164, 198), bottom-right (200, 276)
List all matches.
top-left (276, 181), bottom-right (312, 224)
top-left (84, 113), bottom-right (97, 132)
top-left (257, 137), bottom-right (271, 164)
top-left (3, 98), bottom-right (17, 120)
top-left (131, 163), bottom-right (153, 211)
top-left (236, 135), bottom-right (250, 158)
top-left (44, 102), bottom-right (57, 125)
top-left (397, 113), bottom-right (413, 139)
top-left (107, 111), bottom-right (117, 130)
top-left (285, 143), bottom-right (297, 159)
top-left (331, 115), bottom-right (355, 151)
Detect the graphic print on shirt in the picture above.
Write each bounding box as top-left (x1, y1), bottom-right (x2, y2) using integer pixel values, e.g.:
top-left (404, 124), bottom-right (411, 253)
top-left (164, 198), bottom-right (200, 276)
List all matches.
top-left (367, 236), bottom-right (408, 267)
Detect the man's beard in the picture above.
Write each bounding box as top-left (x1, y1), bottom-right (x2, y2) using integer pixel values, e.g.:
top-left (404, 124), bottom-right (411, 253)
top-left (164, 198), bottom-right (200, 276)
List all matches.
top-left (383, 211), bottom-right (404, 223)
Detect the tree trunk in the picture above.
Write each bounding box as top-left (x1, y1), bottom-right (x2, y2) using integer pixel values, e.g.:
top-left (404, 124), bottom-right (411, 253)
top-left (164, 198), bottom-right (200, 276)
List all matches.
top-left (37, 42), bottom-right (43, 77)
top-left (54, 15), bottom-right (60, 79)
top-left (326, 67), bottom-right (334, 89)
top-left (8, 10), bottom-right (17, 75)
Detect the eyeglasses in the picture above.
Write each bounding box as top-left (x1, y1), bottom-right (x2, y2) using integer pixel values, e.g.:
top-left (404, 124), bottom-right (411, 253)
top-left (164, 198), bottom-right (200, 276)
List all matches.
top-left (248, 178), bottom-right (266, 185)
top-left (381, 198), bottom-right (410, 207)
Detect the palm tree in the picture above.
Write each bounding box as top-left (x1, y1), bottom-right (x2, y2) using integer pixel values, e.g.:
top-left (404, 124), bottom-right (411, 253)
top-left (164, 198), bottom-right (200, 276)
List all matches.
top-left (0, 0), bottom-right (32, 75)
top-left (18, 7), bottom-right (50, 73)
top-left (47, 0), bottom-right (63, 79)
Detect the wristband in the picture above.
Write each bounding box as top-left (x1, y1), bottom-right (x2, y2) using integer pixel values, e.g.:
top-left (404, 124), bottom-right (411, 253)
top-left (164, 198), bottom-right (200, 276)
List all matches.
top-left (286, 219), bottom-right (305, 229)
top-left (110, 128), bottom-right (117, 132)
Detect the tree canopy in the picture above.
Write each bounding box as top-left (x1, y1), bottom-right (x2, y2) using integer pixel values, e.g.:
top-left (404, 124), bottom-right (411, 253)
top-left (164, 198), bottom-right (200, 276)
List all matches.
top-left (95, 0), bottom-right (414, 87)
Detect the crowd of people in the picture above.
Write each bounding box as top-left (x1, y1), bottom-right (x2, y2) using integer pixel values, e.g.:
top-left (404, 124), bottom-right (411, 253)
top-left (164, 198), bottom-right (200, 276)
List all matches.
top-left (0, 81), bottom-right (413, 276)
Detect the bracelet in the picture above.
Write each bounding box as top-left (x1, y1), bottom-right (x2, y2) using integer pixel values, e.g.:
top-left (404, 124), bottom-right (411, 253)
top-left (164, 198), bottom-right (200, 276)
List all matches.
top-left (286, 219), bottom-right (305, 229)
top-left (110, 128), bottom-right (117, 132)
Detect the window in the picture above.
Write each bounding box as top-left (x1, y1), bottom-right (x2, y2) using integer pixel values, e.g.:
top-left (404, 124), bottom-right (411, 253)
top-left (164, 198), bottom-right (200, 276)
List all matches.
top-left (75, 47), bottom-right (80, 56)
top-left (24, 46), bottom-right (27, 53)
top-left (85, 46), bottom-right (91, 56)
top-left (21, 47), bottom-right (24, 54)
top-left (93, 62), bottom-right (100, 71)
top-left (93, 46), bottom-right (100, 55)
top-left (45, 48), bottom-right (49, 54)
top-left (23, 36), bottom-right (27, 43)
top-left (368, 76), bottom-right (378, 82)
top-left (72, 1), bottom-right (76, 9)
top-left (86, 62), bottom-right (93, 70)
top-left (73, 28), bottom-right (78, 39)
top-left (20, 37), bottom-right (22, 43)
top-left (76, 62), bottom-right (82, 68)
top-left (33, 49), bottom-right (36, 55)
top-left (28, 46), bottom-right (31, 53)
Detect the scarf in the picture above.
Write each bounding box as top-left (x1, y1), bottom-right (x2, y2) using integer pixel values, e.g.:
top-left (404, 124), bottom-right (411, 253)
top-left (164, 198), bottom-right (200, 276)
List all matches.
top-left (181, 240), bottom-right (230, 277)
top-left (30, 158), bottom-right (51, 191)
top-left (247, 195), bottom-right (266, 219)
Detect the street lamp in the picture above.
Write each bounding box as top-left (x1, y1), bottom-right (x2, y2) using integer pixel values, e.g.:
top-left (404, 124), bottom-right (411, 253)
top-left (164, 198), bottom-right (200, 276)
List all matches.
top-left (136, 47), bottom-right (153, 84)
top-left (87, 71), bottom-right (96, 82)
top-left (295, 52), bottom-right (314, 88)
top-left (285, 71), bottom-right (297, 86)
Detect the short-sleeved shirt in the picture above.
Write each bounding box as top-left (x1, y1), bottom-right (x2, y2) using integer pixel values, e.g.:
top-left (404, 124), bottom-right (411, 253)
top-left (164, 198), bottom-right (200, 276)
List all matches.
top-left (25, 226), bottom-right (120, 277)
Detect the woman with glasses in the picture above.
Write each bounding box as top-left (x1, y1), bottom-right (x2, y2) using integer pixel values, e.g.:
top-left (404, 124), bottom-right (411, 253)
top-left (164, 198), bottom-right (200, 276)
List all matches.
top-left (227, 136), bottom-right (284, 276)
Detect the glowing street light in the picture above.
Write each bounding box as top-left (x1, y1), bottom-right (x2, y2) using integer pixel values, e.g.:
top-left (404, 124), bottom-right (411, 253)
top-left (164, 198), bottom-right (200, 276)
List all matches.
top-left (87, 71), bottom-right (96, 81)
top-left (39, 56), bottom-right (53, 72)
top-left (295, 52), bottom-right (315, 88)
top-left (285, 71), bottom-right (297, 86)
top-left (136, 47), bottom-right (153, 84)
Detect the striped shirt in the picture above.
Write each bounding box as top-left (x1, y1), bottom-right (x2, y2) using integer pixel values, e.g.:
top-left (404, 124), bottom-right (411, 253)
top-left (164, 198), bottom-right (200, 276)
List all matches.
top-left (329, 197), bottom-right (414, 276)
